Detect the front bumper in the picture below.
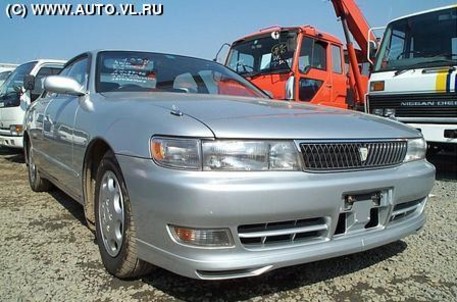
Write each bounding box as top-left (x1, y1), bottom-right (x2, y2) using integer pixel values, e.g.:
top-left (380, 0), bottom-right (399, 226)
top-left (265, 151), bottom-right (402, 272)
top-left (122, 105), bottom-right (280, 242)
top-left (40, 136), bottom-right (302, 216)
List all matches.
top-left (0, 132), bottom-right (23, 148)
top-left (405, 123), bottom-right (457, 144)
top-left (117, 155), bottom-right (435, 280)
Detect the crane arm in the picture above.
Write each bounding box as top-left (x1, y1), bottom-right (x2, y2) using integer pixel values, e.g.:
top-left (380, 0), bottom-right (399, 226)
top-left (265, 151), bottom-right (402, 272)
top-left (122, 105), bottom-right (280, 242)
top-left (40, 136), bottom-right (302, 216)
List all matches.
top-left (331, 0), bottom-right (376, 56)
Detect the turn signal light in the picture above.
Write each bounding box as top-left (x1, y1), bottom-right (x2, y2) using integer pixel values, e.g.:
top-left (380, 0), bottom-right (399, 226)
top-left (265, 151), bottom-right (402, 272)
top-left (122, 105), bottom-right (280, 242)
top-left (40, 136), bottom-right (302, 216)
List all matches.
top-left (370, 81), bottom-right (385, 92)
top-left (170, 226), bottom-right (234, 248)
top-left (10, 124), bottom-right (23, 136)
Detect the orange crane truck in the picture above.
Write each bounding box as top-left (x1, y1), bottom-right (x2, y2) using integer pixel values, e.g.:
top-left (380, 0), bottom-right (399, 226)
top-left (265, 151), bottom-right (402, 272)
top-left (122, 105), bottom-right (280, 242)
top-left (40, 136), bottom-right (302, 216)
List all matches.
top-left (223, 0), bottom-right (375, 110)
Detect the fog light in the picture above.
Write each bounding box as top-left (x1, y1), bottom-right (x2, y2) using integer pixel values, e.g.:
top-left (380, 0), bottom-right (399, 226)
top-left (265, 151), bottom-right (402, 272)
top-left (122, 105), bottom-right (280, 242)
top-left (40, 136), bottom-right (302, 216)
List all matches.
top-left (372, 108), bottom-right (384, 116)
top-left (10, 124), bottom-right (23, 136)
top-left (170, 226), bottom-right (234, 248)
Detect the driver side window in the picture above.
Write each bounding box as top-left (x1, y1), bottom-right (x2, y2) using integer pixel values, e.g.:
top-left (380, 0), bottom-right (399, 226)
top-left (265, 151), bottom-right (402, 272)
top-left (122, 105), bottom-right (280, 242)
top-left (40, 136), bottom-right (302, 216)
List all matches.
top-left (299, 37), bottom-right (327, 72)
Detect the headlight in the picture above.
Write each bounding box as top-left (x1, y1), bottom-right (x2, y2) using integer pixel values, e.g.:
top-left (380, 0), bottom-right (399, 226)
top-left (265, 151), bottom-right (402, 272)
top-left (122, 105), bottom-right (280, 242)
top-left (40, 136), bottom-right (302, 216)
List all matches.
top-left (150, 137), bottom-right (301, 171)
top-left (202, 141), bottom-right (301, 171)
top-left (404, 138), bottom-right (426, 162)
top-left (372, 108), bottom-right (384, 116)
top-left (10, 124), bottom-right (23, 136)
top-left (384, 108), bottom-right (396, 117)
top-left (150, 137), bottom-right (201, 169)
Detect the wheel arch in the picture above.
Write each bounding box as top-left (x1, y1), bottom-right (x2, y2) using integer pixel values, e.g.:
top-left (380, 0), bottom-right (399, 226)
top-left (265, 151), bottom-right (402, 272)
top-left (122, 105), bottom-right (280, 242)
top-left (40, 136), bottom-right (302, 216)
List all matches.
top-left (82, 137), bottom-right (114, 229)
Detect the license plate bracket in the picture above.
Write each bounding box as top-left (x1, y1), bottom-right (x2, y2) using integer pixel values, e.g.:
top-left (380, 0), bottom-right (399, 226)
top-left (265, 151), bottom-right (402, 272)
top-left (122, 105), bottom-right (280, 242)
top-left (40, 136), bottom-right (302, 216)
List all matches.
top-left (343, 191), bottom-right (381, 211)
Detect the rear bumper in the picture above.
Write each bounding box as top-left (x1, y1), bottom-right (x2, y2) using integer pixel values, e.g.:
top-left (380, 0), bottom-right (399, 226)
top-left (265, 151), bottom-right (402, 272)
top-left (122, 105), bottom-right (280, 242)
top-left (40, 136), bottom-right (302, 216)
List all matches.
top-left (117, 155), bottom-right (435, 280)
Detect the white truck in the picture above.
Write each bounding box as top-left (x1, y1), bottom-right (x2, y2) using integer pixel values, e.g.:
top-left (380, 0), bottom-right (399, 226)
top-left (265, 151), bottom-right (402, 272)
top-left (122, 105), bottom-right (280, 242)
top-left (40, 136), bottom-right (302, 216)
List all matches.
top-left (367, 5), bottom-right (456, 152)
top-left (0, 60), bottom-right (65, 148)
top-left (0, 63), bottom-right (18, 87)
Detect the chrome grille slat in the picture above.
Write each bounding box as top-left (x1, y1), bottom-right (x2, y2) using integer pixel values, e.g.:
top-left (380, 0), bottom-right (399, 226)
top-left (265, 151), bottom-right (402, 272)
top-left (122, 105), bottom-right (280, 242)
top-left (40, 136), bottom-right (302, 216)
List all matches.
top-left (238, 224), bottom-right (328, 238)
top-left (300, 141), bottom-right (407, 171)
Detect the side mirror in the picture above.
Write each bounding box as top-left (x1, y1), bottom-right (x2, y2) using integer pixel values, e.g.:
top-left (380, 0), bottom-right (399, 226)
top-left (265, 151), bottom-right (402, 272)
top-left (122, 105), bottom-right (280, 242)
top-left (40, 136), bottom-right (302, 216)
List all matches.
top-left (285, 76), bottom-right (295, 100)
top-left (24, 74), bottom-right (36, 91)
top-left (213, 43), bottom-right (231, 63)
top-left (44, 76), bottom-right (85, 96)
top-left (368, 41), bottom-right (378, 64)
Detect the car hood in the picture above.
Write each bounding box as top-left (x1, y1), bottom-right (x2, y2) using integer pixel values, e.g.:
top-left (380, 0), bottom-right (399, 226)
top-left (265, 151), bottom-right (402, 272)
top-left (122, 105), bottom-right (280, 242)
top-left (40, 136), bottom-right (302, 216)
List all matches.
top-left (102, 93), bottom-right (421, 140)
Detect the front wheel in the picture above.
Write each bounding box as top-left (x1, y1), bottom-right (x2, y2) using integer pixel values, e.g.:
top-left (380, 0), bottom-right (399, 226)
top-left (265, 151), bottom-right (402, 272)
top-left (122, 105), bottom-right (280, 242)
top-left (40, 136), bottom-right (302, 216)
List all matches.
top-left (94, 151), bottom-right (152, 278)
top-left (26, 139), bottom-right (51, 192)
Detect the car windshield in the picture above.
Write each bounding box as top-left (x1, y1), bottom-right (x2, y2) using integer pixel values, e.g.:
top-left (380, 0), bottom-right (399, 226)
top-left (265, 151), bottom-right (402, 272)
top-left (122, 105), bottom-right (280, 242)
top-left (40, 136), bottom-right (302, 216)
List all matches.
top-left (226, 30), bottom-right (297, 77)
top-left (0, 62), bottom-right (36, 97)
top-left (0, 70), bottom-right (13, 87)
top-left (96, 51), bottom-right (267, 98)
top-left (374, 7), bottom-right (457, 72)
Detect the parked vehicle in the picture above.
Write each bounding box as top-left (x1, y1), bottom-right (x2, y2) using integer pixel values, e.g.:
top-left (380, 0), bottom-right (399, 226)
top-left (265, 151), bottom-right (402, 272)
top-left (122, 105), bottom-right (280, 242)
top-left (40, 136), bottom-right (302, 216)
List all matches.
top-left (0, 60), bottom-right (64, 148)
top-left (0, 70), bottom-right (13, 88)
top-left (24, 50), bottom-right (435, 280)
top-left (223, 0), bottom-right (374, 110)
top-left (0, 63), bottom-right (18, 73)
top-left (367, 5), bottom-right (457, 152)
top-left (0, 63), bottom-right (18, 87)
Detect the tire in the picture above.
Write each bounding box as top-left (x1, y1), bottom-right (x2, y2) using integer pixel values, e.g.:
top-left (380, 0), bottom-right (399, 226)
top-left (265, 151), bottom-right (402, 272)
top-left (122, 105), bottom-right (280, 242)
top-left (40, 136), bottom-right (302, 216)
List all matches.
top-left (26, 139), bottom-right (51, 192)
top-left (94, 151), bottom-right (152, 279)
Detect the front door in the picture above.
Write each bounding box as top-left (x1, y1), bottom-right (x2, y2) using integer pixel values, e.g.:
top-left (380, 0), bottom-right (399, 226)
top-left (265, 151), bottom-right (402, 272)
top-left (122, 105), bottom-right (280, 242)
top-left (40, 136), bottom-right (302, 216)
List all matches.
top-left (42, 55), bottom-right (89, 197)
top-left (296, 36), bottom-right (332, 105)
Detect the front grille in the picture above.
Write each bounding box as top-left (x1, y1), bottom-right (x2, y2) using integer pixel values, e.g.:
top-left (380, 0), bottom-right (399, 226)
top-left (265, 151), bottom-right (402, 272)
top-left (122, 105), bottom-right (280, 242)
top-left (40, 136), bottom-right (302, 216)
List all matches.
top-left (300, 141), bottom-right (407, 171)
top-left (238, 217), bottom-right (327, 248)
top-left (368, 93), bottom-right (457, 118)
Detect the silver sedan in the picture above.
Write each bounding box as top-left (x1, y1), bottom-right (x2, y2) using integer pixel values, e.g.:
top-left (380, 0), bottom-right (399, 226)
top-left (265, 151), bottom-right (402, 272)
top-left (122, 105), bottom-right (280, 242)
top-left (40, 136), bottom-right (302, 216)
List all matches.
top-left (24, 50), bottom-right (435, 280)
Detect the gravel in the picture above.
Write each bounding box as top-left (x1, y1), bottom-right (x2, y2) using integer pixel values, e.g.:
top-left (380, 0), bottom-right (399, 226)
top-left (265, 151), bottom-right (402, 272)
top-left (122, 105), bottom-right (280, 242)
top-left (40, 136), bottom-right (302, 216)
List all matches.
top-left (0, 147), bottom-right (456, 302)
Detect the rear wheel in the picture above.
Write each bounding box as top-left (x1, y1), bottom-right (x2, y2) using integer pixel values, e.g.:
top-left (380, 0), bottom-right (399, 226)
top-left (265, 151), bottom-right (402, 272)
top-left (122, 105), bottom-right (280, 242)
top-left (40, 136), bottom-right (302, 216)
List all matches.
top-left (94, 151), bottom-right (152, 278)
top-left (26, 140), bottom-right (51, 192)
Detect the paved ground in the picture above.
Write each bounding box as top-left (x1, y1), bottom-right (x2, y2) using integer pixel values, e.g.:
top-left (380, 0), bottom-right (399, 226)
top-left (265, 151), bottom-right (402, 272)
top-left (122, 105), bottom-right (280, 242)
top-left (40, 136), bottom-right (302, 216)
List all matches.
top-left (0, 147), bottom-right (456, 302)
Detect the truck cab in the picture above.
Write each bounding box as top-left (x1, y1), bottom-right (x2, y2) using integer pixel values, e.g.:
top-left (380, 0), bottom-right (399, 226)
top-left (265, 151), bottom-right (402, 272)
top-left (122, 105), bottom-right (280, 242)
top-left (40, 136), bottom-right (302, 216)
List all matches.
top-left (0, 60), bottom-right (64, 148)
top-left (225, 26), bottom-right (363, 109)
top-left (367, 5), bottom-right (457, 150)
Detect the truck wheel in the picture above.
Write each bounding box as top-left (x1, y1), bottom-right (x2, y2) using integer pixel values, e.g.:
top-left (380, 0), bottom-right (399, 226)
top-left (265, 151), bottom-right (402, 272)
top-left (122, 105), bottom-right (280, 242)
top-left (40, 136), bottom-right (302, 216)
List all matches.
top-left (26, 140), bottom-right (51, 192)
top-left (94, 151), bottom-right (152, 278)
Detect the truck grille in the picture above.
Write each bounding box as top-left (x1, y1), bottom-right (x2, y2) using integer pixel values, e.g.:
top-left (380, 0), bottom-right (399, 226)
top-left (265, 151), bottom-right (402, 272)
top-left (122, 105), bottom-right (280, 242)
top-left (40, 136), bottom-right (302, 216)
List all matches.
top-left (238, 217), bottom-right (328, 248)
top-left (368, 93), bottom-right (457, 118)
top-left (300, 141), bottom-right (407, 171)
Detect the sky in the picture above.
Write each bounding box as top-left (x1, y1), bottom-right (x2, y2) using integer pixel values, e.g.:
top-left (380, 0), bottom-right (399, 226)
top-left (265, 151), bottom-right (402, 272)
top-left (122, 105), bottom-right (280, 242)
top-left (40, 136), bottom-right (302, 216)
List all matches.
top-left (0, 0), bottom-right (456, 64)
